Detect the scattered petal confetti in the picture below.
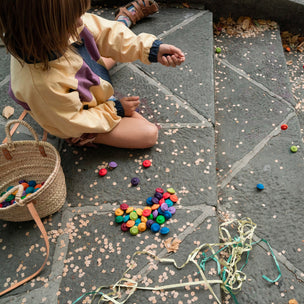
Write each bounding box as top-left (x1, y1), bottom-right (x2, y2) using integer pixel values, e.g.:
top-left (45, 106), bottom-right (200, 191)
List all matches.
top-left (2, 106), bottom-right (14, 119)
top-left (163, 237), bottom-right (182, 253)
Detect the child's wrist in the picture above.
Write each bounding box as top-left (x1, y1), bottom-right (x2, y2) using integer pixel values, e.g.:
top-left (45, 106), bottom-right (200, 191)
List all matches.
top-left (148, 40), bottom-right (163, 63)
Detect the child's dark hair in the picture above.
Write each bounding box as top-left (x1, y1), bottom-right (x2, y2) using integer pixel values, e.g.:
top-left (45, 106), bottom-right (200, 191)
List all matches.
top-left (0, 0), bottom-right (91, 70)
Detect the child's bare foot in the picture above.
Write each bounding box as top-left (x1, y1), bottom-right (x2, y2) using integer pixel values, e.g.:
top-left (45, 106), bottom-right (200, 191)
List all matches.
top-left (115, 0), bottom-right (159, 27)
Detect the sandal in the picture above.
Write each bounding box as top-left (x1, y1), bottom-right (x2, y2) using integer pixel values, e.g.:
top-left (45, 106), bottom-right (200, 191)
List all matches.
top-left (115, 0), bottom-right (159, 26)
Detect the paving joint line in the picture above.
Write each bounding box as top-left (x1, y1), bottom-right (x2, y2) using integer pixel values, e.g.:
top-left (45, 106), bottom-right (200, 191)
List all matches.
top-left (216, 56), bottom-right (296, 110)
top-left (110, 62), bottom-right (213, 127)
top-left (0, 75), bottom-right (10, 89)
top-left (218, 112), bottom-right (297, 189)
top-left (130, 63), bottom-right (213, 126)
top-left (157, 10), bottom-right (208, 40)
top-left (159, 122), bottom-right (211, 129)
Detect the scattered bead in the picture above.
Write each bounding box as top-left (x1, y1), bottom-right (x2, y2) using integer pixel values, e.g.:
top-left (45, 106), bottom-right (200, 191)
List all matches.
top-left (256, 183), bottom-right (264, 190)
top-left (151, 223), bottom-right (160, 233)
top-left (156, 215), bottom-right (165, 224)
top-left (126, 220), bottom-right (135, 228)
top-left (138, 222), bottom-right (147, 232)
top-left (160, 227), bottom-right (170, 235)
top-left (142, 160), bottom-right (151, 168)
top-left (281, 124), bottom-right (288, 130)
top-left (108, 161), bottom-right (118, 170)
top-left (155, 187), bottom-right (164, 193)
top-left (167, 188), bottom-right (176, 194)
top-left (115, 208), bottom-right (124, 216)
top-left (215, 47), bottom-right (222, 53)
top-left (290, 145), bottom-right (298, 153)
top-left (121, 223), bottom-right (129, 232)
top-left (113, 186), bottom-right (178, 235)
top-left (135, 208), bottom-right (143, 216)
top-left (129, 211), bottom-right (138, 221)
top-left (126, 206), bottom-right (134, 214)
top-left (142, 209), bottom-right (151, 217)
top-left (98, 168), bottom-right (107, 176)
top-left (146, 219), bottom-right (154, 229)
top-left (130, 226), bottom-right (139, 235)
top-left (131, 177), bottom-right (140, 186)
top-left (120, 203), bottom-right (129, 211)
top-left (115, 216), bottom-right (124, 223)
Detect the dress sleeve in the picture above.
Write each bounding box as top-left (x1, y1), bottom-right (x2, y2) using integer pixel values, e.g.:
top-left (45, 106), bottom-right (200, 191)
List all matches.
top-left (24, 74), bottom-right (122, 138)
top-left (82, 13), bottom-right (159, 65)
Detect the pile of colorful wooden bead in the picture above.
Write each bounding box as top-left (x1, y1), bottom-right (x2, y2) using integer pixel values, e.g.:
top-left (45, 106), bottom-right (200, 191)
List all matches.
top-left (0, 180), bottom-right (44, 208)
top-left (114, 187), bottom-right (178, 236)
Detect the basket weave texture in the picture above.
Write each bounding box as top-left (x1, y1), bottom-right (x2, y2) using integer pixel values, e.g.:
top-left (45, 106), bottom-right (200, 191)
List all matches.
top-left (0, 120), bottom-right (66, 222)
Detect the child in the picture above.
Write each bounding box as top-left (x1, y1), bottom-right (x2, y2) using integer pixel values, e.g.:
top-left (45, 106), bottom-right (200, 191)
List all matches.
top-left (0, 0), bottom-right (185, 148)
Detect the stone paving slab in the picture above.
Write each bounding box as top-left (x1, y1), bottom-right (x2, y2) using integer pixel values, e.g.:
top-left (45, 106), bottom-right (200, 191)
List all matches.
top-left (0, 211), bottom-right (63, 301)
top-left (215, 29), bottom-right (295, 105)
top-left (0, 7), bottom-right (220, 304)
top-left (217, 114), bottom-right (304, 269)
top-left (215, 66), bottom-right (294, 178)
top-left (223, 244), bottom-right (304, 304)
top-left (56, 206), bottom-right (219, 304)
top-left (137, 10), bottom-right (215, 123)
top-left (214, 26), bottom-right (304, 304)
top-left (111, 64), bottom-right (203, 125)
top-left (60, 126), bottom-right (216, 208)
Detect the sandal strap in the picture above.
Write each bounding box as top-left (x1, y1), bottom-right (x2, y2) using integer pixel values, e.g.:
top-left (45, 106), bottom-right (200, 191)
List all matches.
top-left (116, 6), bottom-right (138, 25)
top-left (131, 1), bottom-right (145, 21)
top-left (115, 0), bottom-right (159, 25)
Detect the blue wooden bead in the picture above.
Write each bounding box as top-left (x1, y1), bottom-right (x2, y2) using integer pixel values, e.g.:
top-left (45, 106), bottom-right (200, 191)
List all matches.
top-left (151, 223), bottom-right (160, 233)
top-left (160, 227), bottom-right (170, 235)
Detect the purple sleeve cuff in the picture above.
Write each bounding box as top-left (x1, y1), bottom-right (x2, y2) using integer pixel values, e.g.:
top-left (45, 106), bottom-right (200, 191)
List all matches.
top-left (148, 40), bottom-right (163, 63)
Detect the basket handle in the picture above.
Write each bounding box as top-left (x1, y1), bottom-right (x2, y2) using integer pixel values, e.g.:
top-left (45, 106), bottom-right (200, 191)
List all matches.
top-left (2, 120), bottom-right (47, 159)
top-left (0, 184), bottom-right (25, 206)
top-left (0, 202), bottom-right (50, 297)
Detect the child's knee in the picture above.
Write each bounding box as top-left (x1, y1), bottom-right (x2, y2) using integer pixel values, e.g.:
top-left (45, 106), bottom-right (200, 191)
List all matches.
top-left (145, 124), bottom-right (158, 148)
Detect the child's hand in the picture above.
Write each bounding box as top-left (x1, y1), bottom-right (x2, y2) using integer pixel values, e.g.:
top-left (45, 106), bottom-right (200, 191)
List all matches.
top-left (120, 96), bottom-right (140, 117)
top-left (157, 44), bottom-right (185, 67)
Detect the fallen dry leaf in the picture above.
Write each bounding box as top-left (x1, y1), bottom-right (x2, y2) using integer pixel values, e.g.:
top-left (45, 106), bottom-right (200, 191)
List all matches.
top-left (214, 16), bottom-right (278, 39)
top-left (2, 106), bottom-right (14, 119)
top-left (164, 237), bottom-right (182, 253)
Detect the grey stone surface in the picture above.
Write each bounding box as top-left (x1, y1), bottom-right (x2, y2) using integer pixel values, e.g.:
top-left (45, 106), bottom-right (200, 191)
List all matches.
top-left (215, 30), bottom-right (295, 105)
top-left (0, 7), bottom-right (221, 304)
top-left (223, 244), bottom-right (304, 304)
top-left (214, 26), bottom-right (304, 304)
top-left (61, 126), bottom-right (216, 208)
top-left (56, 207), bottom-right (219, 304)
top-left (137, 10), bottom-right (215, 123)
top-left (1, 4), bottom-right (304, 304)
top-left (111, 65), bottom-right (203, 125)
top-left (214, 65), bottom-right (293, 178)
top-left (218, 115), bottom-right (304, 269)
top-left (92, 0), bottom-right (304, 32)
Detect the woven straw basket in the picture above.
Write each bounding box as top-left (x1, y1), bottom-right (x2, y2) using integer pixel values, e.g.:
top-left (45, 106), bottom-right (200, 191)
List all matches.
top-left (0, 120), bottom-right (66, 222)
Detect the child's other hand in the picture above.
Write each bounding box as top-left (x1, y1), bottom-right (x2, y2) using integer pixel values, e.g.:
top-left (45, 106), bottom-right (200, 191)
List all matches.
top-left (120, 96), bottom-right (140, 116)
top-left (157, 44), bottom-right (185, 67)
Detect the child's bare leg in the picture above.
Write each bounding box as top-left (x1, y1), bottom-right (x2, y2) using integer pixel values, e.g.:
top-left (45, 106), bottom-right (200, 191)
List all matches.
top-left (93, 112), bottom-right (158, 149)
